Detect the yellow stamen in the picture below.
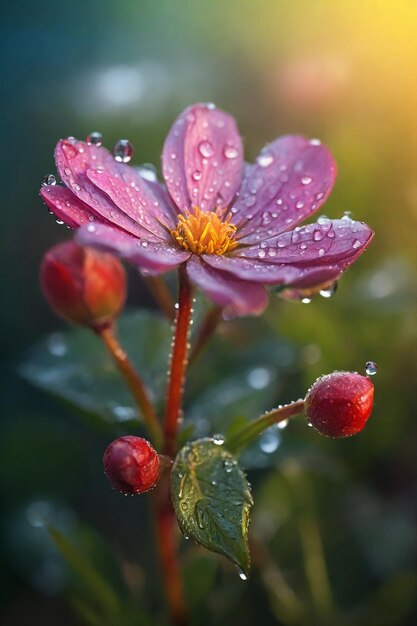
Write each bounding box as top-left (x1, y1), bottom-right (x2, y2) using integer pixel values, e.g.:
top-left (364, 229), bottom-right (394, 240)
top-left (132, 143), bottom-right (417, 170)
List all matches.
top-left (171, 207), bottom-right (239, 255)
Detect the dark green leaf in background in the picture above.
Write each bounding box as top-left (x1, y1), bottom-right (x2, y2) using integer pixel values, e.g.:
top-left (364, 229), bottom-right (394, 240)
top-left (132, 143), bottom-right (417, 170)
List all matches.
top-left (19, 311), bottom-right (171, 426)
top-left (171, 438), bottom-right (253, 576)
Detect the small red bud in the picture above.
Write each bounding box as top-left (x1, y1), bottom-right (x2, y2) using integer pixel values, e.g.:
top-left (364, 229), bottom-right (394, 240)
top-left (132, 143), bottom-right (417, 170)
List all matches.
top-left (305, 371), bottom-right (374, 438)
top-left (103, 436), bottom-right (160, 494)
top-left (40, 241), bottom-right (126, 330)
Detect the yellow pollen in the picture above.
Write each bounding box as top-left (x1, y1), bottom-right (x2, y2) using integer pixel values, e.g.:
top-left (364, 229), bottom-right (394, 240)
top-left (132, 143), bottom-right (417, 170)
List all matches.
top-left (171, 207), bottom-right (239, 255)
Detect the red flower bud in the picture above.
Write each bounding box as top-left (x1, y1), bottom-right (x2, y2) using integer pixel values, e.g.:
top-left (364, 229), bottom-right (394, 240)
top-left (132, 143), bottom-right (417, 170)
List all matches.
top-left (103, 436), bottom-right (160, 494)
top-left (40, 241), bottom-right (126, 331)
top-left (305, 371), bottom-right (374, 438)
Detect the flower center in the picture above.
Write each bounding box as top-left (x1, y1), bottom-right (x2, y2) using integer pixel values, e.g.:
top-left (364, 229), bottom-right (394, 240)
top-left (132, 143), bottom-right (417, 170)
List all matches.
top-left (171, 207), bottom-right (239, 255)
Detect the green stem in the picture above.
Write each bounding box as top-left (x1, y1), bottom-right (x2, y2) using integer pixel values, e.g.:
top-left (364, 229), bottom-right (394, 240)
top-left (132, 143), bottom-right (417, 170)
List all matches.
top-left (226, 399), bottom-right (305, 454)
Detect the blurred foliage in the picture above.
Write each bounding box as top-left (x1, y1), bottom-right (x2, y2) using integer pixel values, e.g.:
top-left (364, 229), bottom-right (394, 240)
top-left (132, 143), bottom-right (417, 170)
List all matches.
top-left (2, 0), bottom-right (417, 624)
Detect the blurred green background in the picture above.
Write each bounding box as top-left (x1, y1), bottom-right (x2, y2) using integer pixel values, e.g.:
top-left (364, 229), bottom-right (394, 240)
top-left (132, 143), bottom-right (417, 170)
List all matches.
top-left (1, 1), bottom-right (417, 624)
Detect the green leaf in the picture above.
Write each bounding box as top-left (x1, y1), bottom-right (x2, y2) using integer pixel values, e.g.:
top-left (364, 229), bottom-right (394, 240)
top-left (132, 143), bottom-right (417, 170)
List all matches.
top-left (49, 527), bottom-right (121, 618)
top-left (19, 311), bottom-right (171, 427)
top-left (171, 438), bottom-right (253, 576)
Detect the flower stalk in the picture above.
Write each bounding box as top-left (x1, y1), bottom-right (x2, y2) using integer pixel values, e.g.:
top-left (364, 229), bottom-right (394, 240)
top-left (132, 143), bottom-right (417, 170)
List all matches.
top-left (226, 399), bottom-right (305, 454)
top-left (98, 324), bottom-right (162, 447)
top-left (153, 478), bottom-right (189, 626)
top-left (189, 305), bottom-right (222, 365)
top-left (163, 265), bottom-right (193, 458)
top-left (145, 275), bottom-right (176, 321)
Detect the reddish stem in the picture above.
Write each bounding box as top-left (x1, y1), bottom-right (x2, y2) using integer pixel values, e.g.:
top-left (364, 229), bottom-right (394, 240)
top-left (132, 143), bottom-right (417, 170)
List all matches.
top-left (98, 324), bottom-right (162, 446)
top-left (189, 305), bottom-right (222, 365)
top-left (163, 266), bottom-right (193, 457)
top-left (145, 275), bottom-right (176, 321)
top-left (153, 478), bottom-right (189, 626)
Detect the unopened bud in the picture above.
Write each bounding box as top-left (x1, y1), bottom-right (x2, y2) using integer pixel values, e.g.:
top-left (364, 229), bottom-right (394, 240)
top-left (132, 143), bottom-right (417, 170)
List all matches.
top-left (305, 371), bottom-right (374, 438)
top-left (40, 241), bottom-right (126, 331)
top-left (103, 436), bottom-right (160, 494)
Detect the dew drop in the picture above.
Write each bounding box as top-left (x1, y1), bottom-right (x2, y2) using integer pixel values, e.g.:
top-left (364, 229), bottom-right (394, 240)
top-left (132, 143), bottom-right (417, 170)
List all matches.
top-left (319, 282), bottom-right (338, 298)
top-left (352, 239), bottom-right (361, 249)
top-left (223, 459), bottom-right (235, 473)
top-left (301, 176), bottom-right (313, 185)
top-left (301, 297), bottom-right (311, 304)
top-left (137, 163), bottom-right (158, 182)
top-left (259, 427), bottom-right (281, 453)
top-left (365, 361), bottom-right (378, 376)
top-left (192, 170), bottom-right (202, 181)
top-left (47, 333), bottom-right (67, 357)
top-left (223, 145), bottom-right (239, 159)
top-left (212, 433), bottom-right (225, 445)
top-left (113, 139), bottom-right (134, 163)
top-left (257, 249), bottom-right (266, 259)
top-left (41, 174), bottom-right (56, 187)
top-left (86, 131), bottom-right (103, 146)
top-left (199, 141), bottom-right (214, 158)
top-left (236, 566), bottom-right (248, 581)
top-left (257, 152), bottom-right (274, 167)
top-left (277, 419), bottom-right (289, 430)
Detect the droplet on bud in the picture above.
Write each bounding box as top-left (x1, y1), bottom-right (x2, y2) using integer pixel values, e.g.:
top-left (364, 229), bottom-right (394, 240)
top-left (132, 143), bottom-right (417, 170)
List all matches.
top-left (212, 433), bottom-right (225, 446)
top-left (365, 361), bottom-right (378, 376)
top-left (113, 139), bottom-right (134, 163)
top-left (86, 131), bottom-right (103, 146)
top-left (41, 174), bottom-right (56, 187)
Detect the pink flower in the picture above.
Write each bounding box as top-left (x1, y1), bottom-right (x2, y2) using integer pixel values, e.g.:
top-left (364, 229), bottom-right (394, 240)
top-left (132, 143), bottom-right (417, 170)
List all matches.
top-left (40, 103), bottom-right (373, 316)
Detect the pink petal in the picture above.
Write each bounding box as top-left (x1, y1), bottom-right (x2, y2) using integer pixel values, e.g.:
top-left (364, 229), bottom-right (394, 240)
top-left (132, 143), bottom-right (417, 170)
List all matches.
top-left (40, 185), bottom-right (98, 229)
top-left (162, 103), bottom-right (243, 213)
top-left (87, 169), bottom-right (173, 238)
top-left (76, 223), bottom-right (190, 275)
top-left (55, 139), bottom-right (162, 241)
top-left (242, 218), bottom-right (373, 267)
top-left (186, 255), bottom-right (268, 317)
top-left (202, 254), bottom-right (300, 284)
top-left (232, 136), bottom-right (337, 243)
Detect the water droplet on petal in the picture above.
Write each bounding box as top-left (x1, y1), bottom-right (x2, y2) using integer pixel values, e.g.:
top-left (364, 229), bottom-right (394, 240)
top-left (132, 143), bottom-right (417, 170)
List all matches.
top-left (86, 131), bottom-right (103, 146)
top-left (301, 176), bottom-right (313, 185)
top-left (41, 174), bottom-right (56, 187)
top-left (365, 360), bottom-right (378, 376)
top-left (113, 139), bottom-right (134, 163)
top-left (352, 239), bottom-right (361, 249)
top-left (223, 145), bottom-right (239, 159)
top-left (257, 152), bottom-right (274, 167)
top-left (319, 282), bottom-right (338, 298)
top-left (137, 163), bottom-right (158, 182)
top-left (199, 141), bottom-right (214, 158)
top-left (258, 249), bottom-right (266, 259)
top-left (192, 170), bottom-right (202, 181)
